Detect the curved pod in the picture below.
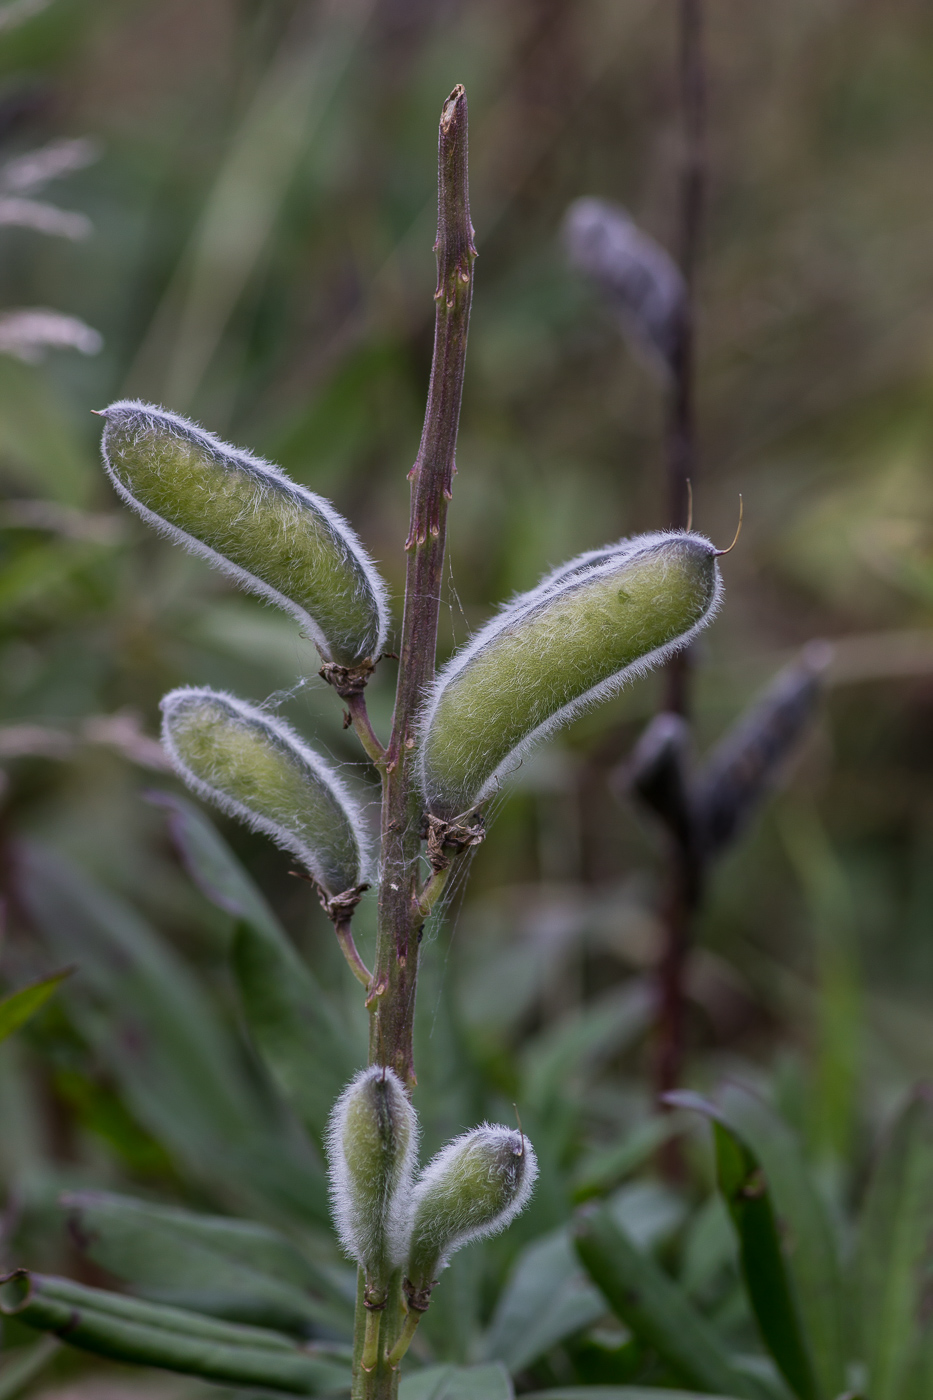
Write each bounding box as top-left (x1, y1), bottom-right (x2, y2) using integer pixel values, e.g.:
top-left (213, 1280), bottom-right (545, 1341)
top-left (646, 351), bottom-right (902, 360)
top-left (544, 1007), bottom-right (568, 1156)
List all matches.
top-left (101, 401), bottom-right (388, 668)
top-left (419, 532), bottom-right (721, 820)
top-left (407, 1125), bottom-right (537, 1292)
top-left (161, 687), bottom-right (366, 896)
top-left (326, 1066), bottom-right (417, 1291)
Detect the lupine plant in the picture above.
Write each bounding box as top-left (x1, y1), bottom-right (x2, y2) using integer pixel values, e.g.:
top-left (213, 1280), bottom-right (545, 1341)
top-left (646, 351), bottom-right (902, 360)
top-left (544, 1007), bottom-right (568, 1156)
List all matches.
top-left (0, 87), bottom-right (728, 1400)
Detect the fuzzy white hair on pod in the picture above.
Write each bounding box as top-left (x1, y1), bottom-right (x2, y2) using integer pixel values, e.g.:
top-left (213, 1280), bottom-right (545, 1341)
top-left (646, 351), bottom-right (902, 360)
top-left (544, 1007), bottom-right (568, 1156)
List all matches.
top-left (325, 1066), bottom-right (418, 1277)
top-left (418, 530), bottom-right (723, 818)
top-left (99, 400), bottom-right (390, 665)
top-left (409, 1123), bottom-right (538, 1275)
top-left (160, 686), bottom-right (370, 891)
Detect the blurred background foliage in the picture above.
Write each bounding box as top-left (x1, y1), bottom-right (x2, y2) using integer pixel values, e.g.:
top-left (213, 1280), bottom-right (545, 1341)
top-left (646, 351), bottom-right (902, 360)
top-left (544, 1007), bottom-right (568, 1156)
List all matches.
top-left (3, 0), bottom-right (933, 1392)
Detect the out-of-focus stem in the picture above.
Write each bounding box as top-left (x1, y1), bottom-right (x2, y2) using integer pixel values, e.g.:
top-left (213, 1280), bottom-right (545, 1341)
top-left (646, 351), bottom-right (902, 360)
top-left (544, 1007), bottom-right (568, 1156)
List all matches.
top-left (657, 0), bottom-right (706, 1109)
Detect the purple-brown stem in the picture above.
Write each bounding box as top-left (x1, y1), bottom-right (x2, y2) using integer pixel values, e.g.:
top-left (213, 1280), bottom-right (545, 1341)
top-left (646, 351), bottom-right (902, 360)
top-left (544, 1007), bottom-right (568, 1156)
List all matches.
top-left (352, 85), bottom-right (475, 1400)
top-left (658, 0), bottom-right (706, 1106)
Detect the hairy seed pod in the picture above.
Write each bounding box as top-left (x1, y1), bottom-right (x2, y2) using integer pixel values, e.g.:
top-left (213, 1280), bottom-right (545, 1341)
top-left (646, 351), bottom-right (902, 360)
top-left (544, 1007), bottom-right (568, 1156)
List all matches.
top-left (100, 401), bottom-right (388, 667)
top-left (419, 532), bottom-right (722, 821)
top-left (564, 197), bottom-right (685, 376)
top-left (695, 641), bottom-right (831, 859)
top-left (326, 1067), bottom-right (418, 1291)
top-left (406, 1126), bottom-right (537, 1297)
top-left (160, 687), bottom-right (366, 896)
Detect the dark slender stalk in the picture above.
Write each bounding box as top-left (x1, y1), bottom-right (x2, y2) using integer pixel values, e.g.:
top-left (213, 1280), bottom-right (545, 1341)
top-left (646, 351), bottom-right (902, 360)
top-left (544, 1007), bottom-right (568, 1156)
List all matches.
top-left (351, 85), bottom-right (475, 1400)
top-left (368, 83), bottom-right (475, 1091)
top-left (657, 0), bottom-right (706, 1103)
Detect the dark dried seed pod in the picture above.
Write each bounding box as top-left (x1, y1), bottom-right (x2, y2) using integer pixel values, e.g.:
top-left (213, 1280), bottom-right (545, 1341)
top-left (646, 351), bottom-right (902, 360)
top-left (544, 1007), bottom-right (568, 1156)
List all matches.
top-left (695, 642), bottom-right (831, 859)
top-left (563, 197), bottom-right (686, 377)
top-left (615, 711), bottom-right (695, 848)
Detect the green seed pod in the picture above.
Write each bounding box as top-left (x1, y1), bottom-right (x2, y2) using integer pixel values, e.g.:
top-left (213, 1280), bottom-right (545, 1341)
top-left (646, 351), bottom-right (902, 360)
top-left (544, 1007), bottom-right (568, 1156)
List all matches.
top-left (160, 687), bottom-right (366, 896)
top-left (326, 1067), bottom-right (418, 1292)
top-left (419, 532), bottom-right (721, 820)
top-left (406, 1125), bottom-right (537, 1296)
top-left (100, 401), bottom-right (388, 668)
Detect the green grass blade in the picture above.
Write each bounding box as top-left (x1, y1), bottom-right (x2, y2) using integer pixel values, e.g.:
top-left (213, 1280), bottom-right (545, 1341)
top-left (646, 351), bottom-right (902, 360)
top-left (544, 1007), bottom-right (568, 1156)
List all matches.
top-left (63, 1190), bottom-right (354, 1335)
top-left (399, 1363), bottom-right (514, 1400)
top-left (522, 1391), bottom-right (748, 1400)
top-left (0, 1272), bottom-right (348, 1395)
top-left (0, 1337), bottom-right (60, 1400)
top-left (574, 1203), bottom-right (775, 1400)
top-left (712, 1120), bottom-right (818, 1400)
top-left (0, 967), bottom-right (71, 1043)
top-left (668, 1091), bottom-right (818, 1400)
top-left (670, 1085), bottom-right (846, 1400)
top-left (14, 839), bottom-right (328, 1224)
top-left (855, 1088), bottom-right (933, 1400)
top-left (152, 790), bottom-right (360, 1145)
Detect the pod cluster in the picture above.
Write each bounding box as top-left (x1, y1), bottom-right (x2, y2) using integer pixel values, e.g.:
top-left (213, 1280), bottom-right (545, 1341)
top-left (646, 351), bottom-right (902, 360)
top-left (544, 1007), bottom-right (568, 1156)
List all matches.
top-left (97, 403), bottom-right (725, 962)
top-left (325, 1069), bottom-right (536, 1309)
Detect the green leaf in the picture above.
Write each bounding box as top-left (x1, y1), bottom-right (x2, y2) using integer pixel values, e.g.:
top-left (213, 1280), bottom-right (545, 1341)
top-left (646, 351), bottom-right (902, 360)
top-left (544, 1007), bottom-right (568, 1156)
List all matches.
top-left (854, 1088), bottom-right (933, 1400)
top-left (232, 917), bottom-right (359, 1148)
top-left (521, 983), bottom-right (653, 1113)
top-left (521, 1390), bottom-right (748, 1400)
top-left (400, 1363), bottom-right (514, 1400)
top-left (63, 1190), bottom-right (353, 1336)
top-left (151, 789), bottom-right (360, 1146)
top-left (480, 1229), bottom-right (604, 1374)
top-left (572, 1115), bottom-right (684, 1200)
top-left (0, 1271), bottom-right (348, 1394)
top-left (0, 1337), bottom-right (60, 1400)
top-left (897, 1322), bottom-right (933, 1400)
top-left (14, 840), bottom-right (329, 1224)
top-left (574, 1203), bottom-right (775, 1400)
top-left (712, 1121), bottom-right (817, 1400)
top-left (482, 1185), bottom-right (686, 1376)
top-left (0, 968), bottom-right (71, 1043)
top-left (147, 787), bottom-right (283, 927)
top-left (669, 1085), bottom-right (846, 1400)
top-left (667, 1092), bottom-right (818, 1400)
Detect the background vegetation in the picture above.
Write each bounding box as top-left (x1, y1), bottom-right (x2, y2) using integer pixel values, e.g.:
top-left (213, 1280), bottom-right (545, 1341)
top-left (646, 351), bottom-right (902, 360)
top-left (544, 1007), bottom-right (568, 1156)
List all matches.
top-left (3, 0), bottom-right (933, 1395)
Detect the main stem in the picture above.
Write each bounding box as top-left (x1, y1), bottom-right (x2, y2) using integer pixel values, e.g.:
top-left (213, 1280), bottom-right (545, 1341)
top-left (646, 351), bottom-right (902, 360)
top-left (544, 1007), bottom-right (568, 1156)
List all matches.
top-left (657, 0), bottom-right (706, 1102)
top-left (352, 86), bottom-right (475, 1400)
